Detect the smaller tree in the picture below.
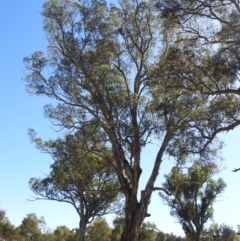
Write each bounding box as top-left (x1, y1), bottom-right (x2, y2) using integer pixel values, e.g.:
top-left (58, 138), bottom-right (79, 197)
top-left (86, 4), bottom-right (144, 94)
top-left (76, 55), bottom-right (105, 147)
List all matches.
top-left (138, 222), bottom-right (159, 241)
top-left (156, 231), bottom-right (166, 241)
top-left (110, 216), bottom-right (125, 241)
top-left (53, 225), bottom-right (77, 241)
top-left (0, 209), bottom-right (15, 241)
top-left (18, 213), bottom-right (43, 241)
top-left (85, 219), bottom-right (111, 241)
top-left (160, 162), bottom-right (226, 241)
top-left (213, 224), bottom-right (236, 241)
top-left (29, 131), bottom-right (120, 241)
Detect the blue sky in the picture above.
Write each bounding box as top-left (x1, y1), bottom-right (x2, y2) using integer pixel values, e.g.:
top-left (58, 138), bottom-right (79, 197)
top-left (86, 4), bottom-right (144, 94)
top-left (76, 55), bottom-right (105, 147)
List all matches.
top-left (1, 0), bottom-right (240, 236)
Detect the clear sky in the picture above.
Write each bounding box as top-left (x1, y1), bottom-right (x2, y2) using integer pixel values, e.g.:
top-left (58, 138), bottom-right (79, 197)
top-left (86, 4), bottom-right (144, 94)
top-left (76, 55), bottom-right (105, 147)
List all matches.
top-left (1, 0), bottom-right (240, 236)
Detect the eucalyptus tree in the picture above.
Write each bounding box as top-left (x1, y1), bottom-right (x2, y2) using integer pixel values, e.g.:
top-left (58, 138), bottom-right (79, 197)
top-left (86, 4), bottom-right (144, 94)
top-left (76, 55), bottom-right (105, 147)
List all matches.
top-left (214, 224), bottom-right (236, 241)
top-left (53, 225), bottom-right (78, 241)
top-left (18, 213), bottom-right (43, 241)
top-left (0, 209), bottom-right (15, 241)
top-left (85, 218), bottom-right (111, 241)
top-left (29, 130), bottom-right (120, 241)
top-left (156, 0), bottom-right (240, 173)
top-left (110, 216), bottom-right (125, 241)
top-left (23, 0), bottom-right (240, 240)
top-left (156, 0), bottom-right (240, 93)
top-left (138, 221), bottom-right (159, 241)
top-left (155, 0), bottom-right (240, 147)
top-left (160, 163), bottom-right (226, 241)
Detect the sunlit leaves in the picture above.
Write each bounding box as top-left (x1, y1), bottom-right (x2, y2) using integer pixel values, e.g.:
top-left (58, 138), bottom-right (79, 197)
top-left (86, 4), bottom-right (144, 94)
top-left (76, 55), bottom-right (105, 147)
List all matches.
top-left (160, 162), bottom-right (226, 240)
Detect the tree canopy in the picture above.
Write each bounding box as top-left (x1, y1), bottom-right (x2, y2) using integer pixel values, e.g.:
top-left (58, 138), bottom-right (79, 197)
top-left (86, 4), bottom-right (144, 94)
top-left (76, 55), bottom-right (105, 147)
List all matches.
top-left (0, 209), bottom-right (15, 241)
top-left (160, 163), bottom-right (226, 241)
top-left (213, 224), bottom-right (236, 241)
top-left (18, 213), bottom-right (44, 241)
top-left (23, 0), bottom-right (240, 240)
top-left (29, 130), bottom-right (120, 241)
top-left (85, 218), bottom-right (112, 241)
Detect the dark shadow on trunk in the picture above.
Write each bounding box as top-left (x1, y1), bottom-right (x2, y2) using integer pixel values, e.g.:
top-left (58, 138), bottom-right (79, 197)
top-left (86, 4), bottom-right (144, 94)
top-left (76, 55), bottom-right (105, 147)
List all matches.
top-left (79, 218), bottom-right (86, 241)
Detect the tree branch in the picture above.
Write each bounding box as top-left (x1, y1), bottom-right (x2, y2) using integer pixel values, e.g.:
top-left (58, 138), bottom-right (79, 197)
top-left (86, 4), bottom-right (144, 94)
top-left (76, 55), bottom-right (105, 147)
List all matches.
top-left (232, 167), bottom-right (240, 172)
top-left (153, 181), bottom-right (200, 196)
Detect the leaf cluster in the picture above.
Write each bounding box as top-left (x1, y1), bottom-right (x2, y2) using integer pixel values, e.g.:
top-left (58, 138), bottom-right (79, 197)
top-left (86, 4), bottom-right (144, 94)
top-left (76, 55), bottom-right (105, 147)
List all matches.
top-left (160, 162), bottom-right (226, 239)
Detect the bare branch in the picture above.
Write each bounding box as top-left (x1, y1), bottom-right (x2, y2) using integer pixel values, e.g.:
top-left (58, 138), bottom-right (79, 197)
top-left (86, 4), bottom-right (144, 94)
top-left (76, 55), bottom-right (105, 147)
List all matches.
top-left (232, 167), bottom-right (240, 172)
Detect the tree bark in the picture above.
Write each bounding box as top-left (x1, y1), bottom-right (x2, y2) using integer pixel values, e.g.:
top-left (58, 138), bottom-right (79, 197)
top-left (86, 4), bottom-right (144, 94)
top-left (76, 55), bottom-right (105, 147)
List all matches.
top-left (120, 191), bottom-right (145, 241)
top-left (119, 133), bottom-right (171, 241)
top-left (79, 218), bottom-right (86, 241)
top-left (195, 232), bottom-right (201, 241)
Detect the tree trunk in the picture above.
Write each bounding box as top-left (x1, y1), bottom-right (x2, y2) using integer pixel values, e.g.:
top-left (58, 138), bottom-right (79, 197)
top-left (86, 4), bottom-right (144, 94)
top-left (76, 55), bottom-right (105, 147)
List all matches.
top-left (120, 190), bottom-right (148, 241)
top-left (118, 130), bottom-right (171, 241)
top-left (195, 231), bottom-right (201, 241)
top-left (79, 219), bottom-right (86, 241)
top-left (119, 137), bottom-right (171, 241)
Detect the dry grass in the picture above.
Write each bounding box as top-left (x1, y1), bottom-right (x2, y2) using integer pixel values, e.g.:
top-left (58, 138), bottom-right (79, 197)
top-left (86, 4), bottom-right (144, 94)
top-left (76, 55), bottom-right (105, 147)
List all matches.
top-left (234, 235), bottom-right (240, 241)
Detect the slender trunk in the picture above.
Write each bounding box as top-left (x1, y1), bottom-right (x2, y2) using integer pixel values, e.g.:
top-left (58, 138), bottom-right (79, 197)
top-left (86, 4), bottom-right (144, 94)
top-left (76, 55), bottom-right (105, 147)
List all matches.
top-left (79, 218), bottom-right (86, 241)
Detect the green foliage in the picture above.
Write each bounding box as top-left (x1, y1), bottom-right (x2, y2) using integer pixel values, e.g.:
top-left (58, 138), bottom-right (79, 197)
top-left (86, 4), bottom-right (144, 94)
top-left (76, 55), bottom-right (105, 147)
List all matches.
top-left (214, 224), bottom-right (236, 241)
top-left (23, 0), bottom-right (240, 239)
top-left (160, 163), bottom-right (226, 241)
top-left (41, 232), bottom-right (57, 241)
top-left (154, 0), bottom-right (240, 139)
top-left (18, 213), bottom-right (43, 241)
top-left (0, 208), bottom-right (189, 241)
top-left (138, 222), bottom-right (159, 241)
top-left (110, 216), bottom-right (125, 241)
top-left (86, 219), bottom-right (111, 241)
top-left (29, 131), bottom-right (120, 241)
top-left (156, 231), bottom-right (184, 241)
top-left (0, 209), bottom-right (15, 241)
top-left (53, 225), bottom-right (78, 241)
top-left (156, 231), bottom-right (166, 241)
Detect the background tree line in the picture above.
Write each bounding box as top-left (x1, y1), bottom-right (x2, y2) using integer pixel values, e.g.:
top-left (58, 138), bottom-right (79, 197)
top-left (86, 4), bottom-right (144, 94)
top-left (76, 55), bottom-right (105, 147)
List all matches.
top-left (0, 210), bottom-right (181, 241)
top-left (2, 208), bottom-right (240, 241)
